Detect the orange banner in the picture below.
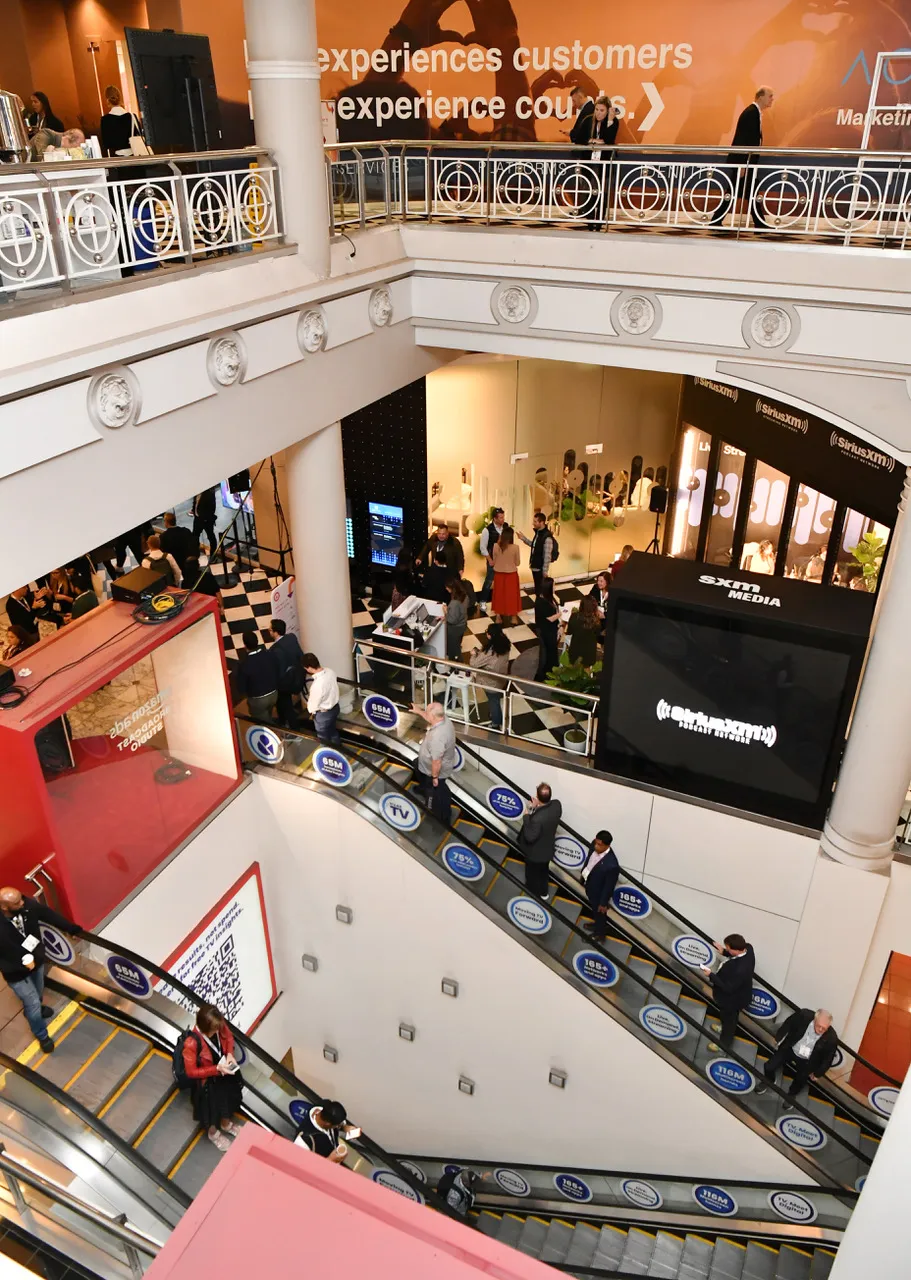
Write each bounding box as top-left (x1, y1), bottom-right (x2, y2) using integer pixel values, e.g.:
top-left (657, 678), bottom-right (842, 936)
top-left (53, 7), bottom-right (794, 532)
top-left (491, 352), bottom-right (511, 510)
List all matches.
top-left (316, 0), bottom-right (911, 148)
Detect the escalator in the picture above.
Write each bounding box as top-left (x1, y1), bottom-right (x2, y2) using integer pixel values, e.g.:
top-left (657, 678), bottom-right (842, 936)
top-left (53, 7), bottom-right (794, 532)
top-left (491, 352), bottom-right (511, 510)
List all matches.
top-left (0, 922), bottom-right (435, 1272)
top-left (390, 1155), bottom-right (853, 1279)
top-left (237, 711), bottom-right (886, 1190)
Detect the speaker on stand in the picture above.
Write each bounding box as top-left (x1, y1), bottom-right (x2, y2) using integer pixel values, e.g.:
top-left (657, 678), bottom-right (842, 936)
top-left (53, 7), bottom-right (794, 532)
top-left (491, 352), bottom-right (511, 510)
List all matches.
top-left (646, 485), bottom-right (668, 554)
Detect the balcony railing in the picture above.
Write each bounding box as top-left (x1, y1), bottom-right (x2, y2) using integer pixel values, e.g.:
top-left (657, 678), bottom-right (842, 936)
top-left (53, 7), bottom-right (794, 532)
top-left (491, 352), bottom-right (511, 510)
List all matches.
top-left (327, 140), bottom-right (911, 249)
top-left (0, 147), bottom-right (283, 305)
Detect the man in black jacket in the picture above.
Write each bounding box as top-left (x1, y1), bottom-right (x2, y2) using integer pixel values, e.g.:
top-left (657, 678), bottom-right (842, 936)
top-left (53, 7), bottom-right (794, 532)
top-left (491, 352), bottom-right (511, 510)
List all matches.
top-left (701, 933), bottom-right (755, 1050)
top-left (268, 619), bottom-right (304, 728)
top-left (567, 87), bottom-right (594, 145)
top-left (517, 783), bottom-right (563, 902)
top-left (234, 630), bottom-right (280, 722)
top-left (418, 525), bottom-right (464, 577)
top-left (0, 888), bottom-right (79, 1053)
top-left (581, 830), bottom-right (620, 941)
top-left (711, 86), bottom-right (775, 228)
top-left (758, 1008), bottom-right (838, 1102)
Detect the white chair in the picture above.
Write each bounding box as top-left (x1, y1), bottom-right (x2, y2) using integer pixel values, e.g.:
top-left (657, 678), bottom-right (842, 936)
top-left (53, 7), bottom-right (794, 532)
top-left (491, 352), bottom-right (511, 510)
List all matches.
top-left (444, 672), bottom-right (479, 725)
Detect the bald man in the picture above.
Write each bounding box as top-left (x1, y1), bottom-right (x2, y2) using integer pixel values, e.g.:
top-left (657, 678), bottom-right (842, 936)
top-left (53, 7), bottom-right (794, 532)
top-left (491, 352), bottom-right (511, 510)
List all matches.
top-left (0, 888), bottom-right (78, 1054)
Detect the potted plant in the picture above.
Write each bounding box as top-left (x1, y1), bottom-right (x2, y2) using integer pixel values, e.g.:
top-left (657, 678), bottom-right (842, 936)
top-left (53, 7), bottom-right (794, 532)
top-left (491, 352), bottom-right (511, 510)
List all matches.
top-left (850, 531), bottom-right (885, 590)
top-left (543, 652), bottom-right (602, 707)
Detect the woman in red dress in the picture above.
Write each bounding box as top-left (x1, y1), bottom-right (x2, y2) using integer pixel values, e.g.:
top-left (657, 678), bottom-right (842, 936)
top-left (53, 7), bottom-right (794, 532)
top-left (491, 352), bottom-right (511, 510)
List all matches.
top-left (491, 526), bottom-right (522, 624)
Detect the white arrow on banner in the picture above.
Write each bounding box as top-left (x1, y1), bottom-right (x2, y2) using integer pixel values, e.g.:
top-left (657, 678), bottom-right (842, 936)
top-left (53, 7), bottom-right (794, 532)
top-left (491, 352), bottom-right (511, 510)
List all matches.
top-left (639, 82), bottom-right (665, 132)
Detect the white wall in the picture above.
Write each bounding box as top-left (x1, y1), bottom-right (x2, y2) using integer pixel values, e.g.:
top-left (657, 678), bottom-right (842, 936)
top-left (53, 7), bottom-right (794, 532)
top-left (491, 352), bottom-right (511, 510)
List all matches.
top-left (842, 859), bottom-right (911, 1052)
top-left (257, 774), bottom-right (808, 1182)
top-left (150, 614), bottom-right (238, 777)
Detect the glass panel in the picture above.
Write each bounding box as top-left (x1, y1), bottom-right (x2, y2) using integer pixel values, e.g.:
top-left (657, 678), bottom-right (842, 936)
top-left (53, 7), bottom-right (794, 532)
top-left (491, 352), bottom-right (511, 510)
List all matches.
top-left (669, 425), bottom-right (711, 560)
top-left (35, 617), bottom-right (240, 925)
top-left (741, 459), bottom-right (789, 573)
top-left (705, 443), bottom-right (746, 567)
top-left (784, 485), bottom-right (837, 582)
top-left (834, 511), bottom-right (891, 593)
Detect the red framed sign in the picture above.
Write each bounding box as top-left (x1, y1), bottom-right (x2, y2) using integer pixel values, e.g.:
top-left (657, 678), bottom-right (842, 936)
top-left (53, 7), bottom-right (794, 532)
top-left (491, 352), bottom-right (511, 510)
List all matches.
top-left (156, 863), bottom-right (278, 1034)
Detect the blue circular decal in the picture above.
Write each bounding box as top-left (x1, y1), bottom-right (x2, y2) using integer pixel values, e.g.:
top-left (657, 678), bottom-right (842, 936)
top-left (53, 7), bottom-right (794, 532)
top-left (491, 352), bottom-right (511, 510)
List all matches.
top-left (289, 1099), bottom-right (311, 1126)
top-left (379, 792), bottom-right (422, 831)
top-left (572, 950), bottom-right (620, 989)
top-left (487, 785), bottom-right (525, 821)
top-left (494, 1168), bottom-right (530, 1196)
top-left (706, 1058), bottom-right (755, 1095)
top-left (612, 885), bottom-right (652, 919)
top-left (452, 746), bottom-right (465, 772)
top-left (672, 935), bottom-right (713, 968)
top-left (831, 1046), bottom-right (844, 1069)
top-left (507, 897), bottom-right (552, 935)
top-left (855, 1174), bottom-right (867, 1192)
top-left (554, 1173), bottom-right (593, 1204)
top-left (443, 1163), bottom-right (463, 1176)
top-left (106, 956), bottom-right (152, 1000)
top-left (621, 1179), bottom-right (662, 1210)
top-left (363, 694), bottom-right (400, 732)
top-left (693, 1184), bottom-right (738, 1217)
top-left (39, 925), bottom-right (74, 967)
top-left (245, 724), bottom-right (284, 765)
top-left (868, 1086), bottom-right (899, 1118)
top-left (554, 836), bottom-right (587, 871)
top-left (442, 843), bottom-right (485, 881)
top-left (372, 1170), bottom-right (425, 1203)
top-left (775, 1114), bottom-right (826, 1151)
top-left (398, 1160), bottom-right (426, 1183)
top-left (639, 1005), bottom-right (687, 1042)
top-left (748, 986), bottom-right (780, 1020)
top-left (232, 1040), bottom-right (247, 1067)
top-left (768, 1190), bottom-right (817, 1224)
top-left (313, 747), bottom-right (352, 788)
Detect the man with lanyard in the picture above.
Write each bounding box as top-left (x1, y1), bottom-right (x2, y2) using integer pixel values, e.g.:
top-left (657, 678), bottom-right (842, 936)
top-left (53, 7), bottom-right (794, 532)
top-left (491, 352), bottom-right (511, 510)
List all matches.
top-left (294, 1099), bottom-right (361, 1162)
top-left (478, 508), bottom-right (506, 613)
top-left (411, 701), bottom-right (458, 826)
top-left (581, 830), bottom-right (621, 942)
top-left (0, 887), bottom-right (79, 1054)
top-left (518, 512), bottom-right (556, 595)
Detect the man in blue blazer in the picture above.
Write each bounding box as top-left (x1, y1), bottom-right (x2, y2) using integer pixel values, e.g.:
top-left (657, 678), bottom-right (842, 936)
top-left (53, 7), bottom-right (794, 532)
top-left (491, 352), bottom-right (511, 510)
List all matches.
top-left (581, 830), bottom-right (621, 940)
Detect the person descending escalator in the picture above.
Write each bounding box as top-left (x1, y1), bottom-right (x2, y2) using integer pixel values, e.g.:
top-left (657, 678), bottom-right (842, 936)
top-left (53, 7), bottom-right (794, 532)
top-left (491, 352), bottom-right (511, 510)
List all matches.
top-left (180, 1004), bottom-right (245, 1152)
top-left (437, 1168), bottom-right (479, 1218)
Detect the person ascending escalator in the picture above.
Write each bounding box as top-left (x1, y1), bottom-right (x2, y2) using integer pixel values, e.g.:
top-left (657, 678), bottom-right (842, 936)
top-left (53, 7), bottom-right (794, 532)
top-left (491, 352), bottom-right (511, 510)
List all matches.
top-left (437, 1168), bottom-right (479, 1218)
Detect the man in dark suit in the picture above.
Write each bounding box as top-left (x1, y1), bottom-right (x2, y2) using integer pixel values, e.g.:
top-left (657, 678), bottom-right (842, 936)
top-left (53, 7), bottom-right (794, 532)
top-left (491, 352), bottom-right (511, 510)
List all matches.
top-left (711, 86), bottom-right (775, 228)
top-left (517, 783), bottom-right (563, 902)
top-left (268, 618), bottom-right (304, 728)
top-left (568, 87), bottom-right (594, 145)
top-left (581, 831), bottom-right (621, 941)
top-left (758, 1008), bottom-right (838, 1103)
top-left (701, 933), bottom-right (755, 1050)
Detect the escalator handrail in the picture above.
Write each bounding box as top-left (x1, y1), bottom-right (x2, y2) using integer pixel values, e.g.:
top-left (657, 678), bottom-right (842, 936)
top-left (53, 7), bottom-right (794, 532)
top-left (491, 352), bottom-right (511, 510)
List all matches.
top-left (243, 717), bottom-right (869, 1178)
top-left (335, 725), bottom-right (884, 1144)
top-left (0, 1043), bottom-right (192, 1212)
top-left (443, 733), bottom-right (901, 1090)
top-left (71, 923), bottom-right (440, 1209)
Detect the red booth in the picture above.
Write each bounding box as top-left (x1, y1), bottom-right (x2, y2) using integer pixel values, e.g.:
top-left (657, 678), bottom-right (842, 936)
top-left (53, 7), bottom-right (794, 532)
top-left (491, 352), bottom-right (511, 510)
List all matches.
top-left (0, 596), bottom-right (241, 928)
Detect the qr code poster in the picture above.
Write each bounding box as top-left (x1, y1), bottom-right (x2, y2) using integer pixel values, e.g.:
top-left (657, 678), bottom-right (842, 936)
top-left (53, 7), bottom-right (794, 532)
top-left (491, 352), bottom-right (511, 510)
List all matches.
top-left (156, 864), bottom-right (277, 1034)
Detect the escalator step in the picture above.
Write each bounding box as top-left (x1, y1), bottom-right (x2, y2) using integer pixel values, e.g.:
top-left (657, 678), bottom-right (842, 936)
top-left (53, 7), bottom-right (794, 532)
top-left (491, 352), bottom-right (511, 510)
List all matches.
top-left (539, 1220), bottom-right (575, 1265)
top-left (708, 1238), bottom-right (747, 1279)
top-left (742, 1240), bottom-right (778, 1280)
top-left (478, 839), bottom-right (509, 865)
top-left (34, 1013), bottom-right (113, 1089)
top-left (67, 1028), bottom-right (149, 1112)
top-left (678, 1235), bottom-right (715, 1280)
top-left (732, 1037), bottom-right (758, 1067)
top-left (649, 1232), bottom-right (685, 1278)
top-left (774, 1246), bottom-right (812, 1280)
top-left (134, 1088), bottom-right (199, 1172)
top-left (591, 1223), bottom-right (628, 1270)
top-left (563, 1222), bottom-right (601, 1268)
top-left (652, 977), bottom-right (682, 1006)
top-left (99, 1051), bottom-right (176, 1143)
top-left (515, 1217), bottom-right (549, 1258)
top-left (495, 1215), bottom-right (525, 1249)
top-left (477, 1212), bottom-right (502, 1238)
top-left (602, 936), bottom-right (632, 966)
top-left (618, 1226), bottom-right (657, 1274)
top-left (455, 821), bottom-right (484, 842)
top-left (808, 1250), bottom-right (835, 1280)
top-left (171, 1117), bottom-right (246, 1196)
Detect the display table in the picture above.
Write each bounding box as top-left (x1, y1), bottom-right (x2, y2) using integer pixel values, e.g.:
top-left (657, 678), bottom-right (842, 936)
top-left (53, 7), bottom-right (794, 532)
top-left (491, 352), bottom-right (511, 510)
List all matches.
top-left (375, 595), bottom-right (446, 659)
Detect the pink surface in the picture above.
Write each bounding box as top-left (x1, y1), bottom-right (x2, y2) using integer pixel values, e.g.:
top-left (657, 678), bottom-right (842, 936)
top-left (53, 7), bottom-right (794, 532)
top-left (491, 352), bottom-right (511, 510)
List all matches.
top-left (149, 1128), bottom-right (555, 1280)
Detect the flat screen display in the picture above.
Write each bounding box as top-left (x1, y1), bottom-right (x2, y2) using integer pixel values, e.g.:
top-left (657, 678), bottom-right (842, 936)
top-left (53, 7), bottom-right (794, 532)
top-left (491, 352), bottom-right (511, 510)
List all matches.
top-left (369, 502), bottom-right (404, 567)
top-left (600, 599), bottom-right (854, 825)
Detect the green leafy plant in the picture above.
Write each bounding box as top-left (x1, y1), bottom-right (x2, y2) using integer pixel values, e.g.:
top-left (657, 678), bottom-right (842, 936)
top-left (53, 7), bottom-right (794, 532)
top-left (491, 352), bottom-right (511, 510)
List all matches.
top-left (543, 651), bottom-right (602, 705)
top-left (851, 532), bottom-right (885, 589)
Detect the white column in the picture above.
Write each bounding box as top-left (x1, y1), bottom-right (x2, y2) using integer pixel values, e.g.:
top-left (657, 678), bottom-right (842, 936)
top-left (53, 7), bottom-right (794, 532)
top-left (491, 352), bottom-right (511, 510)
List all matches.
top-left (286, 424), bottom-right (354, 680)
top-left (821, 471), bottom-right (911, 871)
top-left (829, 1077), bottom-right (906, 1280)
top-left (242, 0), bottom-right (330, 278)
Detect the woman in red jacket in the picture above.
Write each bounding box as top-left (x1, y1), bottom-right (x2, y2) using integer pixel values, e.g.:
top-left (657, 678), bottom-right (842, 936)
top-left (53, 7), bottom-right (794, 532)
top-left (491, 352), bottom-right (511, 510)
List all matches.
top-left (183, 1004), bottom-right (244, 1152)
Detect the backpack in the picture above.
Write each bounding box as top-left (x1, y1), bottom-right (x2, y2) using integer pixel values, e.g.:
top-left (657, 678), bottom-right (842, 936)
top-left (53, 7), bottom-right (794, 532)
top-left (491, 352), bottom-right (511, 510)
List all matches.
top-left (549, 533), bottom-right (560, 563)
top-left (145, 551), bottom-right (177, 587)
top-left (172, 1029), bottom-right (202, 1089)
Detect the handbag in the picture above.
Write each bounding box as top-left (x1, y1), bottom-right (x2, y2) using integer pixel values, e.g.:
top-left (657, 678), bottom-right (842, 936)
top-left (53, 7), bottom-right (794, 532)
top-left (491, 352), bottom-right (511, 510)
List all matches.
top-left (128, 113), bottom-right (152, 157)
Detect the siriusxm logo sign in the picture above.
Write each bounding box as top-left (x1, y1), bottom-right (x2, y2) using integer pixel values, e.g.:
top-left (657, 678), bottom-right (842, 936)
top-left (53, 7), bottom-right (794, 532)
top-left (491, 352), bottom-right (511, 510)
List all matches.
top-left (830, 431), bottom-right (896, 473)
top-left (694, 377), bottom-right (738, 402)
top-left (657, 700), bottom-right (778, 748)
top-left (755, 398), bottom-right (808, 434)
top-left (698, 574), bottom-right (781, 608)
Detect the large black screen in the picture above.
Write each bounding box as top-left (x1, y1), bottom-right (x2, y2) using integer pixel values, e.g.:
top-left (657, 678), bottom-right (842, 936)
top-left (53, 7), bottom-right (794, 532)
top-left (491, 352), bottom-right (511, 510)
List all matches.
top-left (600, 600), bottom-right (854, 824)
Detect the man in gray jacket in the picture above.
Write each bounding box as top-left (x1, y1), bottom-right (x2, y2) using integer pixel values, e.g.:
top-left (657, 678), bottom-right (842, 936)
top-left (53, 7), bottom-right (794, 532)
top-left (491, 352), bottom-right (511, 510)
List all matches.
top-left (517, 783), bottom-right (563, 901)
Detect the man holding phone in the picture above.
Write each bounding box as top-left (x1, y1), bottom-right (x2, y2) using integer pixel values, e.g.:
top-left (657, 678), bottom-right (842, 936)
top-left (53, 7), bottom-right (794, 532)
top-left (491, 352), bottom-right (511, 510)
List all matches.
top-left (294, 1099), bottom-right (361, 1163)
top-left (0, 886), bottom-right (80, 1055)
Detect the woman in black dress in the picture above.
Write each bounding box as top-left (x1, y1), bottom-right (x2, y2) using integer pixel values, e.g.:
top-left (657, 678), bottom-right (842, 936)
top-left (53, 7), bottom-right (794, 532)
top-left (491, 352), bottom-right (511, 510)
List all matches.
top-left (182, 1004), bottom-right (244, 1152)
top-left (535, 577), bottom-right (561, 680)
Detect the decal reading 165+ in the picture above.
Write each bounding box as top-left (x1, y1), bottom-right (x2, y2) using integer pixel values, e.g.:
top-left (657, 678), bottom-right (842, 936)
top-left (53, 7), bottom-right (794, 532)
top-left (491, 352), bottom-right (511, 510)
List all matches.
top-left (611, 885), bottom-right (652, 919)
top-left (553, 1173), bottom-right (593, 1203)
top-left (572, 951), bottom-right (620, 989)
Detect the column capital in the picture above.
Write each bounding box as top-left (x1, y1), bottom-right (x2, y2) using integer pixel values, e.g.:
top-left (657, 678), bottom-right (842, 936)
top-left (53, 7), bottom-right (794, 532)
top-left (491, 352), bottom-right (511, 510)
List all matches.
top-left (247, 59), bottom-right (322, 81)
top-left (820, 821), bottom-right (894, 872)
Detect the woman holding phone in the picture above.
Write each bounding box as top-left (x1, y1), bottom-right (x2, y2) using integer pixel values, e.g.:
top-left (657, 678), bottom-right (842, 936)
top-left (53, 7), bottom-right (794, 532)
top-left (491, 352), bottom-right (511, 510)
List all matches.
top-left (587, 96), bottom-right (620, 229)
top-left (183, 1004), bottom-right (244, 1151)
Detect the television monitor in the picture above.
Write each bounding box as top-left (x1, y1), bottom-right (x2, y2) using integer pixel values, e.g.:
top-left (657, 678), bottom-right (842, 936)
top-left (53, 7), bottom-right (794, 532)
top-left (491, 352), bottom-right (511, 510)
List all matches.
top-left (125, 27), bottom-right (222, 153)
top-left (369, 502), bottom-right (404, 567)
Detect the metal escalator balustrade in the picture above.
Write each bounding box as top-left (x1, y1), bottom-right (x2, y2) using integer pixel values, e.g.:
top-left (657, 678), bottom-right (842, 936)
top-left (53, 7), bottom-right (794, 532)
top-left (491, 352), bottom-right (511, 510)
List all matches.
top-left (331, 703), bottom-right (896, 1138)
top-left (237, 717), bottom-right (874, 1189)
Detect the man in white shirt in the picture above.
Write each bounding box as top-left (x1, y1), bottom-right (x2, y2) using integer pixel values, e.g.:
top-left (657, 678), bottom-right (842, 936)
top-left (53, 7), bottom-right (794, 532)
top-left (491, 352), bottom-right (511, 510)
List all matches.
top-left (142, 535), bottom-right (182, 587)
top-left (302, 652), bottom-right (341, 745)
top-left (758, 1007), bottom-right (838, 1104)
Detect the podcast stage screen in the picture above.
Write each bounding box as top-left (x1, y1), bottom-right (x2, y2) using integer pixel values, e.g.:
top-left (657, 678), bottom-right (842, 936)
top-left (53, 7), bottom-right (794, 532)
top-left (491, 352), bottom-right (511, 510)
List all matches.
top-left (596, 555), bottom-right (872, 828)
